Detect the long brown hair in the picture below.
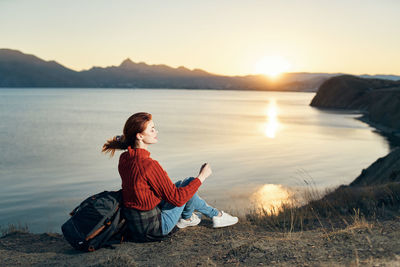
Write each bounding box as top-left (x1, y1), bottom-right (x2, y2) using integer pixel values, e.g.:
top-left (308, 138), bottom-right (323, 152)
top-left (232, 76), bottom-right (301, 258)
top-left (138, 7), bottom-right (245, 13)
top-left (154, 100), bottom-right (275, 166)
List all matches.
top-left (102, 112), bottom-right (152, 157)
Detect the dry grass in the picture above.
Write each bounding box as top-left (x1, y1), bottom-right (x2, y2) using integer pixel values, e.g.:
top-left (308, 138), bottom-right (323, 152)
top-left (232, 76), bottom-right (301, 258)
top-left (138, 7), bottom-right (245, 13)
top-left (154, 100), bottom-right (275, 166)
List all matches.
top-left (0, 223), bottom-right (29, 237)
top-left (247, 182), bottom-right (400, 233)
top-left (87, 253), bottom-right (137, 267)
top-left (322, 212), bottom-right (373, 239)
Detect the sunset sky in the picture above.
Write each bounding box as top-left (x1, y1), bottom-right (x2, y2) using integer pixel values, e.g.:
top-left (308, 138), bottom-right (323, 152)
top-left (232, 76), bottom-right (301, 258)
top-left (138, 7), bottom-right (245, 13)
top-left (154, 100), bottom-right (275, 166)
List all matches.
top-left (1, 0), bottom-right (399, 76)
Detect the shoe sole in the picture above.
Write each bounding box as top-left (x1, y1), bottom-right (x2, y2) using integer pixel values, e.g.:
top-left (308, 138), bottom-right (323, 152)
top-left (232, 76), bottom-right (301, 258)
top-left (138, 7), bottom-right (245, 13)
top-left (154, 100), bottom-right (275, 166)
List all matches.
top-left (176, 220), bottom-right (201, 229)
top-left (213, 219), bottom-right (239, 228)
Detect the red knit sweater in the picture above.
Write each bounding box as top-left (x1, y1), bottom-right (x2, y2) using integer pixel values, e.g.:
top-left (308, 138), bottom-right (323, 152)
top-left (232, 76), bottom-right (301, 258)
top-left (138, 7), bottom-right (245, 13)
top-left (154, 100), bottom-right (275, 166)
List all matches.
top-left (118, 147), bottom-right (202, 211)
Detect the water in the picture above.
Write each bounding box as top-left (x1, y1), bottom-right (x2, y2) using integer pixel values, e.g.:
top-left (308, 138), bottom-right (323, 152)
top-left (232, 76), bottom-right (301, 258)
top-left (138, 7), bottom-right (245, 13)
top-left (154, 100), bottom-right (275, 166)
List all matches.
top-left (0, 88), bottom-right (389, 233)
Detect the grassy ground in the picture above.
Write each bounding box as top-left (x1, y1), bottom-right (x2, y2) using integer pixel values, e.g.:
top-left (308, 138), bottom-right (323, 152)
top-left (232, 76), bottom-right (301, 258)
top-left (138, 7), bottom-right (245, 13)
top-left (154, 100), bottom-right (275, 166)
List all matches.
top-left (1, 217), bottom-right (400, 266)
top-left (247, 182), bottom-right (400, 233)
top-left (1, 183), bottom-right (400, 266)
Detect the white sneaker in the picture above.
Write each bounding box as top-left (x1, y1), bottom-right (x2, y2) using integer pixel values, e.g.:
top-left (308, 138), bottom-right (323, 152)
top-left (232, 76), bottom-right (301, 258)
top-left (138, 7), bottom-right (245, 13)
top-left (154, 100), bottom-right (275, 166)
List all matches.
top-left (213, 211), bottom-right (239, 228)
top-left (176, 213), bottom-right (201, 229)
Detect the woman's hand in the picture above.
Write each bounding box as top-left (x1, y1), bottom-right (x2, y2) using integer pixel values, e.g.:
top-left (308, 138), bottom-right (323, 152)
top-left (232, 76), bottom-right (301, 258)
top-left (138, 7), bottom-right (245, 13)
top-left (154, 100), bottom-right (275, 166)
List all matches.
top-left (197, 163), bottom-right (212, 183)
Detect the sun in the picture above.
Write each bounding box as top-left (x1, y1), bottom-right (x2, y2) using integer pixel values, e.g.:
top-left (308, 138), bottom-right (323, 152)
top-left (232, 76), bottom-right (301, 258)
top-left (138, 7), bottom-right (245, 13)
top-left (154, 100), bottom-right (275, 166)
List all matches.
top-left (255, 56), bottom-right (291, 78)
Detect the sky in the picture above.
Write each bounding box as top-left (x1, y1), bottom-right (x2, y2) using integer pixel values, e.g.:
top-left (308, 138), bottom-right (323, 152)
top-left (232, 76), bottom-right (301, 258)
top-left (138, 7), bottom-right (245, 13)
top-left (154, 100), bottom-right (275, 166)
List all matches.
top-left (1, 0), bottom-right (399, 76)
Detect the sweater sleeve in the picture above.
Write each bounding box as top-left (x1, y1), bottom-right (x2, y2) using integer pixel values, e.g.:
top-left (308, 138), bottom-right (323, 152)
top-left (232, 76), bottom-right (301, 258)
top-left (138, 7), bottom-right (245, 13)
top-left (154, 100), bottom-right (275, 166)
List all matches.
top-left (144, 160), bottom-right (202, 207)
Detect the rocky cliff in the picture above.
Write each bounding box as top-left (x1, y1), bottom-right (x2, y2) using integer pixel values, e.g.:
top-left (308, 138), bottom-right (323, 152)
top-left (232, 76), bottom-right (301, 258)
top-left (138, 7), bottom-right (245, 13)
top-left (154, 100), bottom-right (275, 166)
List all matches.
top-left (310, 75), bottom-right (400, 133)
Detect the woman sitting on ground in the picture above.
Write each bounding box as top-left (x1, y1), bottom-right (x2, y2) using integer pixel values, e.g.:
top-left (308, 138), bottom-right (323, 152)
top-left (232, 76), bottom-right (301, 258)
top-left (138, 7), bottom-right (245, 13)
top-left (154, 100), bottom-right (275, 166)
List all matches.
top-left (102, 112), bottom-right (238, 242)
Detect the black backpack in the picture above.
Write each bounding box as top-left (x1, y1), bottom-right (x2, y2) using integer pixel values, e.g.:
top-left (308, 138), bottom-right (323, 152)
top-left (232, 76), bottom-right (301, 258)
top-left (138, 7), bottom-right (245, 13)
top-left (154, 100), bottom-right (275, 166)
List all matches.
top-left (62, 190), bottom-right (126, 252)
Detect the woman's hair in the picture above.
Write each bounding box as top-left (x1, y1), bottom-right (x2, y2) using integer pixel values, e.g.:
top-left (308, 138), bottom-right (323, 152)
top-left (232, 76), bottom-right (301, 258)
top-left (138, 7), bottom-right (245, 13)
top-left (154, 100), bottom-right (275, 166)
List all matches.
top-left (102, 112), bottom-right (152, 157)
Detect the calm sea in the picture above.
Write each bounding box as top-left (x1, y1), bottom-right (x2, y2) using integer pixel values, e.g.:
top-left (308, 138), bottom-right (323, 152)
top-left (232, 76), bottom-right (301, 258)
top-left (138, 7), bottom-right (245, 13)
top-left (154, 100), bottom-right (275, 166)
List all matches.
top-left (0, 88), bottom-right (389, 233)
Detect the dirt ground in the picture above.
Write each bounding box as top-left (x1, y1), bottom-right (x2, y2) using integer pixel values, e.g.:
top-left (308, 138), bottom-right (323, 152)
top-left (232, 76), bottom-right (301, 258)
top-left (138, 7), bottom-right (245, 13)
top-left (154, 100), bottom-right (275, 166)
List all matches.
top-left (1, 217), bottom-right (400, 267)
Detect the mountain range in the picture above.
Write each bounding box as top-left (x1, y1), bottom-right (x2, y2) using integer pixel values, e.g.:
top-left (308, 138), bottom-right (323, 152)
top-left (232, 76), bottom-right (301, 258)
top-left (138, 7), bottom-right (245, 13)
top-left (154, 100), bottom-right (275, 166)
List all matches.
top-left (1, 49), bottom-right (399, 91)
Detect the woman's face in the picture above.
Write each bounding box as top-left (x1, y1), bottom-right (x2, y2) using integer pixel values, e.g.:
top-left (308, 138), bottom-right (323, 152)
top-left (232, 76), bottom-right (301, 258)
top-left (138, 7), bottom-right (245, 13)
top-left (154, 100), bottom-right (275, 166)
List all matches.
top-left (137, 120), bottom-right (158, 145)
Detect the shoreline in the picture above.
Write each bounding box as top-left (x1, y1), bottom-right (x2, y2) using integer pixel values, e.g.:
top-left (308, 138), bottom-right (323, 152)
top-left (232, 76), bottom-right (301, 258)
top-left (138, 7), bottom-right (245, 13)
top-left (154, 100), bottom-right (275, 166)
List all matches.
top-left (357, 115), bottom-right (400, 148)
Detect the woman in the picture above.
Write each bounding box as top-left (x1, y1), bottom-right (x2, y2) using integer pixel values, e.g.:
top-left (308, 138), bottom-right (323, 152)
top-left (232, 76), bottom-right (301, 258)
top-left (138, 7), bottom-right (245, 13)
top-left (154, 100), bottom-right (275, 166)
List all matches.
top-left (102, 112), bottom-right (238, 242)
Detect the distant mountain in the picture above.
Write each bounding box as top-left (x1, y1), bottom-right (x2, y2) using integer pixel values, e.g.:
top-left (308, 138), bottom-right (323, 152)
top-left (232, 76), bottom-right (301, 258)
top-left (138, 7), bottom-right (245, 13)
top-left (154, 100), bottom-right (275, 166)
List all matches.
top-left (0, 49), bottom-right (88, 87)
top-left (2, 48), bottom-right (395, 91)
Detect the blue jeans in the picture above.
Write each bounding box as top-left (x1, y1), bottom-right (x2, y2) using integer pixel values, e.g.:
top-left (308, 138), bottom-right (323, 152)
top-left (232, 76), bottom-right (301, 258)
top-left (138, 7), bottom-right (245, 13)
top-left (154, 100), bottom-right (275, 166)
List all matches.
top-left (160, 177), bottom-right (219, 235)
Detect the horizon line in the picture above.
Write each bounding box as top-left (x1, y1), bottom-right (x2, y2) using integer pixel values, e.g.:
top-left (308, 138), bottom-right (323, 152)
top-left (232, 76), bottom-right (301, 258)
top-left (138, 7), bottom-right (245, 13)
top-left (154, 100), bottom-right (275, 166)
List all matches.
top-left (1, 48), bottom-right (400, 78)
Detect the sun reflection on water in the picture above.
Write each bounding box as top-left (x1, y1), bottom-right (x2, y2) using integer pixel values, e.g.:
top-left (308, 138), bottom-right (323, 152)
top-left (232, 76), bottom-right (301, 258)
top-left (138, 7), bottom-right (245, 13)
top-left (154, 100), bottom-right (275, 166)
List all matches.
top-left (263, 99), bottom-right (279, 138)
top-left (251, 184), bottom-right (293, 214)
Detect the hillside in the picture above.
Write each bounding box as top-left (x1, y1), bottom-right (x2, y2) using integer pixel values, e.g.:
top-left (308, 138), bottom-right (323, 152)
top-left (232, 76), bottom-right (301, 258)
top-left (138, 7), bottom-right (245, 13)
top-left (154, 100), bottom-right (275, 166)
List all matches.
top-left (310, 75), bottom-right (400, 133)
top-left (350, 148), bottom-right (400, 186)
top-left (0, 49), bottom-right (87, 87)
